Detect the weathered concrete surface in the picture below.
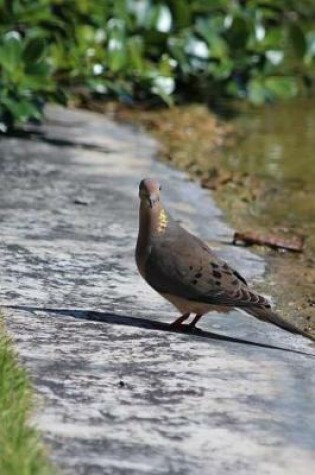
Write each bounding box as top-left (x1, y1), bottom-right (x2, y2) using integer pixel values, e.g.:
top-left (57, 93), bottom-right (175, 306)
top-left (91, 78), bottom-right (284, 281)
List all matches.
top-left (0, 106), bottom-right (314, 475)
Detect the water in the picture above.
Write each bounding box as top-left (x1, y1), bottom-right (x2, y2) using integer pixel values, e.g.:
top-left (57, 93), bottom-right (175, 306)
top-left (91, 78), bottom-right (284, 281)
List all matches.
top-left (222, 99), bottom-right (315, 251)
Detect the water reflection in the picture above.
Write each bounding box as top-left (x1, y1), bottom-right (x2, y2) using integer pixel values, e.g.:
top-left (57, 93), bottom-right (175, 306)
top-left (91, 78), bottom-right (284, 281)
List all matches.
top-left (222, 99), bottom-right (315, 249)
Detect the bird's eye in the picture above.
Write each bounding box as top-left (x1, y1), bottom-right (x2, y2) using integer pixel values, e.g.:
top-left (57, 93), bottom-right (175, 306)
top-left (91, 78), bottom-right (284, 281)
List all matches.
top-left (159, 186), bottom-right (162, 191)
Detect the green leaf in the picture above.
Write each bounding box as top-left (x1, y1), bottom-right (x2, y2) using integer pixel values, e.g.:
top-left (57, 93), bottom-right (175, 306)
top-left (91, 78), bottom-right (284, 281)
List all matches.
top-left (1, 97), bottom-right (42, 122)
top-left (106, 19), bottom-right (127, 72)
top-left (196, 25), bottom-right (229, 59)
top-left (151, 82), bottom-right (174, 106)
top-left (158, 54), bottom-right (175, 76)
top-left (170, 0), bottom-right (191, 30)
top-left (167, 37), bottom-right (191, 75)
top-left (209, 58), bottom-right (233, 80)
top-left (0, 34), bottom-right (22, 71)
top-left (289, 24), bottom-right (307, 58)
top-left (305, 31), bottom-right (315, 65)
top-left (22, 38), bottom-right (46, 63)
top-left (127, 36), bottom-right (144, 71)
top-left (262, 28), bottom-right (283, 49)
top-left (24, 61), bottom-right (50, 77)
top-left (147, 4), bottom-right (172, 33)
top-left (265, 76), bottom-right (299, 100)
top-left (225, 15), bottom-right (250, 50)
top-left (247, 78), bottom-right (266, 105)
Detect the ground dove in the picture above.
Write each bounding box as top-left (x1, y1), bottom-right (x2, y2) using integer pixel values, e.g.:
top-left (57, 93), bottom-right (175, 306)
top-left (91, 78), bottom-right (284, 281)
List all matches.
top-left (136, 178), bottom-right (314, 342)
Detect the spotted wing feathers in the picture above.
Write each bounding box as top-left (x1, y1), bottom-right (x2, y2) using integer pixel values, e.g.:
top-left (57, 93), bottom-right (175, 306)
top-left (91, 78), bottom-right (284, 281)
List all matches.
top-left (145, 226), bottom-right (270, 310)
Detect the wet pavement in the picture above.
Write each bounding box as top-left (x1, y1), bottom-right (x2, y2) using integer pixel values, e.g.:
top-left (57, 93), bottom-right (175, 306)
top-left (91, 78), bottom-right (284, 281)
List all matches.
top-left (0, 106), bottom-right (314, 475)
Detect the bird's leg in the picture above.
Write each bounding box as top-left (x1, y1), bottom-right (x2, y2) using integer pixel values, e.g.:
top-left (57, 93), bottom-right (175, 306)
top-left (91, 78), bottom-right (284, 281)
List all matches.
top-left (169, 313), bottom-right (190, 329)
top-left (188, 314), bottom-right (203, 328)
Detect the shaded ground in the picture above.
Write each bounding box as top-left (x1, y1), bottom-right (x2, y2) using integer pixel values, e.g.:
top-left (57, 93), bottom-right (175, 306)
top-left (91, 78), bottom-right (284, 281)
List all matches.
top-left (0, 106), bottom-right (314, 475)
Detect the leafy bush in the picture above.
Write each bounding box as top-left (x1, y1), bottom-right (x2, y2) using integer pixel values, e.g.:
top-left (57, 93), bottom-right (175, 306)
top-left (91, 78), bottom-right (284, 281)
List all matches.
top-left (0, 0), bottom-right (315, 131)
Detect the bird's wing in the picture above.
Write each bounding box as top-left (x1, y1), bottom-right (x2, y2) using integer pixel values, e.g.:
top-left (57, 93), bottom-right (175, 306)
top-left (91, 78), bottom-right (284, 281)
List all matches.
top-left (145, 230), bottom-right (270, 308)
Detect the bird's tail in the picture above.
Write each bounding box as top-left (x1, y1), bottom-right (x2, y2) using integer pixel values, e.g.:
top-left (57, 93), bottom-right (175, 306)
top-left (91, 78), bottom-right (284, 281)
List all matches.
top-left (245, 306), bottom-right (315, 343)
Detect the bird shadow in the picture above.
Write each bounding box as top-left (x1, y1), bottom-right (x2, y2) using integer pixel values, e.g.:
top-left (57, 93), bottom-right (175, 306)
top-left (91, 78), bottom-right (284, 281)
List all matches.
top-left (2, 304), bottom-right (315, 357)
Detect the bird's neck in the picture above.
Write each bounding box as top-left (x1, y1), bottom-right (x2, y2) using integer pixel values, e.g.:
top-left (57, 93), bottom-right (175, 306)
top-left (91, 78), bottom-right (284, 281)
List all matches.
top-left (139, 200), bottom-right (168, 236)
top-left (136, 201), bottom-right (168, 273)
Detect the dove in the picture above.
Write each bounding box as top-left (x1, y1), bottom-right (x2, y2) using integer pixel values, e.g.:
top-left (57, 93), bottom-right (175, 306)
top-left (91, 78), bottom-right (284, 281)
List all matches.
top-left (135, 178), bottom-right (314, 341)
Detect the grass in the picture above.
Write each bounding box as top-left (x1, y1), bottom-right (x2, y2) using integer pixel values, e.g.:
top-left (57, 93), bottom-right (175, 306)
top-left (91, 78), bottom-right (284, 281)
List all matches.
top-left (0, 318), bottom-right (56, 475)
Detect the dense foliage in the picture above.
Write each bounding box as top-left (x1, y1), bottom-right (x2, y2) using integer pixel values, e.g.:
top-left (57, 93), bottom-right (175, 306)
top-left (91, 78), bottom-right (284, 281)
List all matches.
top-left (0, 0), bottom-right (315, 130)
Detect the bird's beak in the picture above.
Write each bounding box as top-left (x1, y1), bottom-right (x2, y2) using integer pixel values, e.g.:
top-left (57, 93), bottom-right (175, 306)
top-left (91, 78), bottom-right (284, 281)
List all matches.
top-left (148, 193), bottom-right (159, 208)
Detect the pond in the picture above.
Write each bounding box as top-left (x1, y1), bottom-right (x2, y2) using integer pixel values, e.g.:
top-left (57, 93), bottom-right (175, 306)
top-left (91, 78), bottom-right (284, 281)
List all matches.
top-left (220, 98), bottom-right (315, 334)
top-left (222, 99), bottom-right (315, 252)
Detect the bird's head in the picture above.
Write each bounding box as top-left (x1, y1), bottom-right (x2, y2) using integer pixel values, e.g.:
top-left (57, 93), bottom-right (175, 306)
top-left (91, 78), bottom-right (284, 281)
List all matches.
top-left (138, 178), bottom-right (161, 208)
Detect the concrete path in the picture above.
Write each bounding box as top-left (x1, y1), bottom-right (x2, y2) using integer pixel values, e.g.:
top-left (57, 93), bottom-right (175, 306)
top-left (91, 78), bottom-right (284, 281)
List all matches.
top-left (0, 106), bottom-right (314, 475)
